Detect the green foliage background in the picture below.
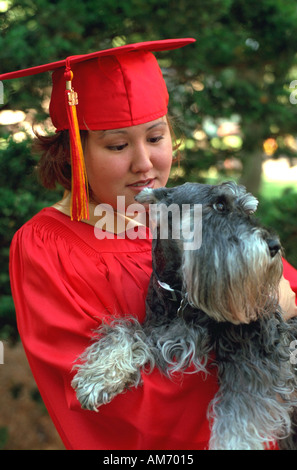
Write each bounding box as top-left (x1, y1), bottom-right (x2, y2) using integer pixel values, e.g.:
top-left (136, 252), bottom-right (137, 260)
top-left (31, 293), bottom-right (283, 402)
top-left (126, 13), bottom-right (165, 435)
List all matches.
top-left (0, 0), bottom-right (297, 337)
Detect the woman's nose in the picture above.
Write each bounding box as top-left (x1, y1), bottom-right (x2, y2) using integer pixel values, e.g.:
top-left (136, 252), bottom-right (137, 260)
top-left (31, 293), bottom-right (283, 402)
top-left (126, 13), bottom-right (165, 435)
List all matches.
top-left (130, 144), bottom-right (154, 173)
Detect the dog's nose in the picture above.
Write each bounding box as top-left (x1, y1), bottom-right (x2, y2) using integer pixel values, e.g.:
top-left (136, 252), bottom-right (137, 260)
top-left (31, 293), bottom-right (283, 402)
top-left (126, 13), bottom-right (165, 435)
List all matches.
top-left (267, 238), bottom-right (281, 258)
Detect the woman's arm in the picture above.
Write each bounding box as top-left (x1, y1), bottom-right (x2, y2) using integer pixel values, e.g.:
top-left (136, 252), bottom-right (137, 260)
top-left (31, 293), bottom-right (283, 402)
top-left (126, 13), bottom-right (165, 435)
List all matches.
top-left (279, 275), bottom-right (297, 320)
top-left (280, 259), bottom-right (297, 320)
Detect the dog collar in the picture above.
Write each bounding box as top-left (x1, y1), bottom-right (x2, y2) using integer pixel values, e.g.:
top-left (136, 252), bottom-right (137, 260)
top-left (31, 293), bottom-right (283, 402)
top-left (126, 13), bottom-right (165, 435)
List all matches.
top-left (157, 280), bottom-right (180, 302)
top-left (157, 279), bottom-right (191, 318)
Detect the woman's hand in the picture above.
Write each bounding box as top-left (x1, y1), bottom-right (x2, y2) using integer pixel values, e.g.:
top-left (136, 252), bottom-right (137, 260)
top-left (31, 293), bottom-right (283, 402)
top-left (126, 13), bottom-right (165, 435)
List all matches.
top-left (279, 275), bottom-right (297, 320)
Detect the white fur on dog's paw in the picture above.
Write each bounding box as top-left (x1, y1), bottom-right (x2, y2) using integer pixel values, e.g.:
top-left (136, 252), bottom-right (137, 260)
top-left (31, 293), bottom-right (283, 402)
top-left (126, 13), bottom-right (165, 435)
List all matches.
top-left (71, 320), bottom-right (155, 411)
top-left (71, 366), bottom-right (140, 411)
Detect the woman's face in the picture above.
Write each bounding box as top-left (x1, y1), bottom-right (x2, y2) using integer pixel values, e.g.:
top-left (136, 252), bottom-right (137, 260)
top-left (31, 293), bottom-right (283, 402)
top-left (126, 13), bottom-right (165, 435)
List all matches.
top-left (84, 116), bottom-right (173, 209)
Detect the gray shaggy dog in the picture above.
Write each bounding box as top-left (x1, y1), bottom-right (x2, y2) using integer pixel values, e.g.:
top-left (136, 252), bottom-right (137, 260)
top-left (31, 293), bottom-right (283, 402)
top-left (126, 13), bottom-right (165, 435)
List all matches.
top-left (72, 181), bottom-right (297, 450)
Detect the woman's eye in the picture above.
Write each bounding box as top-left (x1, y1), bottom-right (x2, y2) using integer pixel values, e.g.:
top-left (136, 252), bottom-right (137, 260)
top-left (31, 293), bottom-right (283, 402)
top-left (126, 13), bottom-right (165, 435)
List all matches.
top-left (148, 135), bottom-right (164, 144)
top-left (107, 143), bottom-right (128, 151)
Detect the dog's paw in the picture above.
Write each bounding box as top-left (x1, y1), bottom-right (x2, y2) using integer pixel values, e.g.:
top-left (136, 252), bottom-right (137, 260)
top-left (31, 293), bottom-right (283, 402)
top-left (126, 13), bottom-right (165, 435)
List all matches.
top-left (71, 319), bottom-right (154, 411)
top-left (71, 369), bottom-right (141, 411)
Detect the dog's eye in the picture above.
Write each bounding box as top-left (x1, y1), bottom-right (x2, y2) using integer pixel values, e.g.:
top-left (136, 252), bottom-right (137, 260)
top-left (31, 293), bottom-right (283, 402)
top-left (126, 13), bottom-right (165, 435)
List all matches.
top-left (213, 202), bottom-right (226, 213)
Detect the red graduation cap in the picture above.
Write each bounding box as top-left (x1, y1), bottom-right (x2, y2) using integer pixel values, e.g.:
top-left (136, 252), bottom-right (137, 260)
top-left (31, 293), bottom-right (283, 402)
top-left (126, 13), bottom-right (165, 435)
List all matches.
top-left (0, 38), bottom-right (195, 221)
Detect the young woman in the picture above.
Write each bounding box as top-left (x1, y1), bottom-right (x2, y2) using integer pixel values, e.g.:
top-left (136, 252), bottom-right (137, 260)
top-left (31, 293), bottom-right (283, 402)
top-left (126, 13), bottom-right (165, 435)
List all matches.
top-left (2, 39), bottom-right (297, 450)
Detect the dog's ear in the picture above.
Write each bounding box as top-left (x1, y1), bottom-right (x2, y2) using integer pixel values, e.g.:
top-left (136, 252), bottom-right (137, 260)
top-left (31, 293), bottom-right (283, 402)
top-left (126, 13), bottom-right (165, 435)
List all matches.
top-left (219, 181), bottom-right (259, 214)
top-left (134, 187), bottom-right (172, 205)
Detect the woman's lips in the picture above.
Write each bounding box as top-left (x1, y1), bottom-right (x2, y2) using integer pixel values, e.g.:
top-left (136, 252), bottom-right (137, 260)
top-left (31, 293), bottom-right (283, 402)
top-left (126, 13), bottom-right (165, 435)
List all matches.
top-left (127, 178), bottom-right (156, 192)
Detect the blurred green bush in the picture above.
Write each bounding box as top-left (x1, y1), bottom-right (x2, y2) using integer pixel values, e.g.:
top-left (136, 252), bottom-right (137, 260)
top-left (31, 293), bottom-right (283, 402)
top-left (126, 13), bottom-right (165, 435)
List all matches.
top-left (257, 187), bottom-right (297, 268)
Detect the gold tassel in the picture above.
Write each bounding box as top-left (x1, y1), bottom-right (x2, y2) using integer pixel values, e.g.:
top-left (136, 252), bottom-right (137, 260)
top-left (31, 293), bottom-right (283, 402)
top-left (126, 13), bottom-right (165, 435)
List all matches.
top-left (64, 66), bottom-right (89, 221)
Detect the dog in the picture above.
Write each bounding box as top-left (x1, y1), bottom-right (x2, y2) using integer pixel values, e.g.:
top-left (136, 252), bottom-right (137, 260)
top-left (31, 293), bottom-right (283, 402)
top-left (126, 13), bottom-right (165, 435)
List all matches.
top-left (71, 181), bottom-right (297, 450)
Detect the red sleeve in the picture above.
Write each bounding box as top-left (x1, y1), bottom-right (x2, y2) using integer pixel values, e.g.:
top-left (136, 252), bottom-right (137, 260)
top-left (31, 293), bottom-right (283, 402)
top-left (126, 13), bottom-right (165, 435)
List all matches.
top-left (9, 223), bottom-right (117, 448)
top-left (283, 258), bottom-right (297, 303)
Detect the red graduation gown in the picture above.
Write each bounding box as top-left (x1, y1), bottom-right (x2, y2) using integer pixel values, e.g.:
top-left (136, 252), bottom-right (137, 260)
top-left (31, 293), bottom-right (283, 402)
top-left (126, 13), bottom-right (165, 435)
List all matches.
top-left (9, 208), bottom-right (297, 450)
top-left (9, 207), bottom-right (219, 450)
top-left (283, 258), bottom-right (297, 300)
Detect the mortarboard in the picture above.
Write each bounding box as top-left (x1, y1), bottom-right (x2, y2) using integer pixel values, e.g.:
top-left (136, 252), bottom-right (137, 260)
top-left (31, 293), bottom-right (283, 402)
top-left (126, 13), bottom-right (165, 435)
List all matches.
top-left (0, 38), bottom-right (196, 221)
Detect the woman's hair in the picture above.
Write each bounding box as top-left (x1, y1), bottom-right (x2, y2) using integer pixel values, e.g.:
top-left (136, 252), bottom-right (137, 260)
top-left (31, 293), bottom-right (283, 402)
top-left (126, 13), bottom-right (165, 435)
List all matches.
top-left (33, 115), bottom-right (182, 191)
top-left (33, 129), bottom-right (88, 191)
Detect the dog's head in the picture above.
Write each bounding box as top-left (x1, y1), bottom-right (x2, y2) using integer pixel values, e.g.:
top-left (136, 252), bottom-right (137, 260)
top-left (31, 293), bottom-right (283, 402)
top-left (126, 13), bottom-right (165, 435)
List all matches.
top-left (136, 181), bottom-right (283, 324)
